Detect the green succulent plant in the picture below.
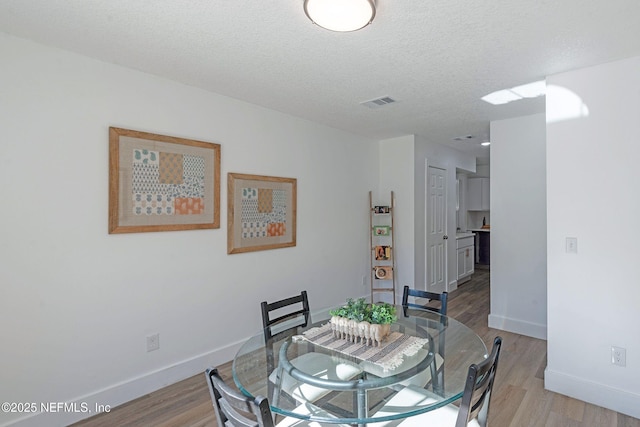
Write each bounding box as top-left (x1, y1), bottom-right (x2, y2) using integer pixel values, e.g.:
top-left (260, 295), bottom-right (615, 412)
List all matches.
top-left (348, 297), bottom-right (370, 321)
top-left (369, 303), bottom-right (397, 324)
top-left (330, 298), bottom-right (396, 324)
top-left (329, 305), bottom-right (349, 318)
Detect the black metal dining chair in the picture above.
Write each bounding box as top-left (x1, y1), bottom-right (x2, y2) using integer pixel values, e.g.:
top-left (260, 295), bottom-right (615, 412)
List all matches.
top-left (260, 291), bottom-right (362, 404)
top-left (401, 285), bottom-right (448, 393)
top-left (261, 291), bottom-right (311, 342)
top-left (374, 336), bottom-right (503, 427)
top-left (454, 336), bottom-right (502, 427)
top-left (401, 285), bottom-right (448, 316)
top-left (205, 367), bottom-right (344, 427)
top-left (206, 367), bottom-right (274, 427)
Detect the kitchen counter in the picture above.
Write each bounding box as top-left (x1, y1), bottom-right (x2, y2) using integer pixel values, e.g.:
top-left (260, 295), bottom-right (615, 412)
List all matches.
top-left (468, 228), bottom-right (490, 232)
top-left (456, 232), bottom-right (476, 239)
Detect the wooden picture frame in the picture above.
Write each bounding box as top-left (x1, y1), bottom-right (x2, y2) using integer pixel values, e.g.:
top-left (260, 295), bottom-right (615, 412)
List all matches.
top-left (375, 245), bottom-right (392, 261)
top-left (109, 127), bottom-right (221, 234)
top-left (373, 205), bottom-right (390, 214)
top-left (227, 173), bottom-right (296, 254)
top-left (373, 225), bottom-right (391, 236)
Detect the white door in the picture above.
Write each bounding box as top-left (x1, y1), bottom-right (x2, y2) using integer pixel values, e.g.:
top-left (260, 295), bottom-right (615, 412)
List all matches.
top-left (426, 166), bottom-right (447, 291)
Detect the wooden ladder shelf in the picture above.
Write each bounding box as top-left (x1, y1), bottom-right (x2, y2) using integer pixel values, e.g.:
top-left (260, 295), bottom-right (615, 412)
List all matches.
top-left (369, 191), bottom-right (396, 303)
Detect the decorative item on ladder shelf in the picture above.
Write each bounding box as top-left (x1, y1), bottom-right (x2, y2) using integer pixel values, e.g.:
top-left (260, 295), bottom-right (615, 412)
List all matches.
top-left (374, 266), bottom-right (393, 280)
top-left (374, 245), bottom-right (391, 260)
top-left (369, 191), bottom-right (397, 303)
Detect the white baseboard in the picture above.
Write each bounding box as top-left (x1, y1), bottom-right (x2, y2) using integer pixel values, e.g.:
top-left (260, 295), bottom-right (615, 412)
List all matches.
top-left (545, 368), bottom-right (640, 419)
top-left (488, 313), bottom-right (547, 340)
top-left (2, 339), bottom-right (245, 427)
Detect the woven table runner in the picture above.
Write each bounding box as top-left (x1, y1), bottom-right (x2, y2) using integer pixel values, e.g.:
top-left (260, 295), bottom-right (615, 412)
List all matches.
top-left (300, 323), bottom-right (428, 373)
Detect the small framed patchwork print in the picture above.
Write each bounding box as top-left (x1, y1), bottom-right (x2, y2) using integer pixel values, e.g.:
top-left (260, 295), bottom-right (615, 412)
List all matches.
top-left (227, 173), bottom-right (296, 254)
top-left (108, 127), bottom-right (220, 234)
top-left (373, 225), bottom-right (391, 236)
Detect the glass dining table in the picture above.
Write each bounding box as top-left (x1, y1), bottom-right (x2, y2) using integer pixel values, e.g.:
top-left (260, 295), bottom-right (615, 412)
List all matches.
top-left (232, 304), bottom-right (487, 426)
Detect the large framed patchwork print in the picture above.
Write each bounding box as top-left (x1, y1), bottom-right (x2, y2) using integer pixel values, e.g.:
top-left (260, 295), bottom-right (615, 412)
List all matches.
top-left (109, 127), bottom-right (221, 234)
top-left (227, 173), bottom-right (296, 254)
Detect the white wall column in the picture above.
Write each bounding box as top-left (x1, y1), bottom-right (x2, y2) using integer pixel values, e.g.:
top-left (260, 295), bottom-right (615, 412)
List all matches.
top-left (545, 55), bottom-right (640, 418)
top-left (488, 113), bottom-right (547, 340)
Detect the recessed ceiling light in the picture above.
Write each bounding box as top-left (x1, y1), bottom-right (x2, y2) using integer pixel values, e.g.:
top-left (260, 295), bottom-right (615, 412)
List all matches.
top-left (511, 80), bottom-right (546, 98)
top-left (481, 90), bottom-right (522, 105)
top-left (481, 80), bottom-right (546, 105)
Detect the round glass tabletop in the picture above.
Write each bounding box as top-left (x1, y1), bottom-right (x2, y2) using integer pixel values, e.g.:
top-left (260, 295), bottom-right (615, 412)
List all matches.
top-left (233, 305), bottom-right (487, 424)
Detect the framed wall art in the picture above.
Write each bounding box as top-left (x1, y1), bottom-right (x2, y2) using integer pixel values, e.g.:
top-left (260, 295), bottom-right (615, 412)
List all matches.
top-left (373, 205), bottom-right (390, 214)
top-left (374, 245), bottom-right (392, 261)
top-left (227, 173), bottom-right (297, 254)
top-left (109, 127), bottom-right (221, 234)
top-left (373, 225), bottom-right (391, 236)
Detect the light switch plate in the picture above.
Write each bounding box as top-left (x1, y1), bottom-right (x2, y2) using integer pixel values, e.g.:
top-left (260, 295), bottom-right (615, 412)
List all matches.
top-left (565, 237), bottom-right (577, 254)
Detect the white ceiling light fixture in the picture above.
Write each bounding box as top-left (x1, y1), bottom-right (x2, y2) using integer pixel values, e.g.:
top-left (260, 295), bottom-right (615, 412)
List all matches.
top-left (481, 90), bottom-right (522, 105)
top-left (304, 0), bottom-right (376, 32)
top-left (511, 80), bottom-right (546, 98)
top-left (481, 80), bottom-right (546, 105)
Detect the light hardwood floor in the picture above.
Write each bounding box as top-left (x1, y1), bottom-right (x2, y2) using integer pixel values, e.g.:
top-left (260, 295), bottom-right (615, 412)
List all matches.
top-left (72, 270), bottom-right (640, 427)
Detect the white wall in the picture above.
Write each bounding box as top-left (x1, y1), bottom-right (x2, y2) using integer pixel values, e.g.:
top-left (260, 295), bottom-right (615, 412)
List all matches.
top-left (378, 136), bottom-right (415, 303)
top-left (545, 55), bottom-right (640, 418)
top-left (414, 137), bottom-right (476, 292)
top-left (0, 33), bottom-right (378, 426)
top-left (488, 114), bottom-right (547, 340)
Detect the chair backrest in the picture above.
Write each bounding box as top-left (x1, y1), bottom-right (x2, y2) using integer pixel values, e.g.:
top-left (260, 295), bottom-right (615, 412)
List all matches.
top-left (456, 336), bottom-right (503, 427)
top-left (261, 290), bottom-right (310, 340)
top-left (402, 285), bottom-right (448, 316)
top-left (205, 367), bottom-right (275, 427)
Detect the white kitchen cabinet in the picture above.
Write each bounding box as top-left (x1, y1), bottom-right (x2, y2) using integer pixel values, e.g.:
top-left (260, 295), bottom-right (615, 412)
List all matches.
top-left (464, 245), bottom-right (474, 276)
top-left (456, 235), bottom-right (475, 282)
top-left (467, 178), bottom-right (490, 211)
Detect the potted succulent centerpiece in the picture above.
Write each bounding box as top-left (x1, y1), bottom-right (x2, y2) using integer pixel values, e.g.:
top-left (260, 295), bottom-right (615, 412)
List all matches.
top-left (329, 298), bottom-right (397, 347)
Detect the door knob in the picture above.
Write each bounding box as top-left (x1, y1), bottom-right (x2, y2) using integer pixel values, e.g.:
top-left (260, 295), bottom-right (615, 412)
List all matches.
top-left (443, 235), bottom-right (448, 240)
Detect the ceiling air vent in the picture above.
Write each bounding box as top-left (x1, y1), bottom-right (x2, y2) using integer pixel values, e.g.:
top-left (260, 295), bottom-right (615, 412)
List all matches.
top-left (361, 96), bottom-right (397, 109)
top-left (452, 135), bottom-right (475, 141)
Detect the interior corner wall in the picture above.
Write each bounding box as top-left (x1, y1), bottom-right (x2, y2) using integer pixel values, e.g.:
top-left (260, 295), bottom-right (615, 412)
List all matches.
top-left (413, 137), bottom-right (475, 293)
top-left (544, 55), bottom-right (640, 418)
top-left (0, 33), bottom-right (378, 427)
top-left (488, 113), bottom-right (547, 340)
top-left (378, 135), bottom-right (416, 303)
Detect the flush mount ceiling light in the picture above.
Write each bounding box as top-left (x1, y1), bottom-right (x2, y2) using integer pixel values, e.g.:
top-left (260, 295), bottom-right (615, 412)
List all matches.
top-left (304, 0), bottom-right (376, 32)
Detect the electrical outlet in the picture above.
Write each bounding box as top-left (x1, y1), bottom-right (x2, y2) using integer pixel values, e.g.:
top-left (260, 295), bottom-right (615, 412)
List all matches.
top-left (146, 333), bottom-right (160, 352)
top-left (611, 346), bottom-right (626, 367)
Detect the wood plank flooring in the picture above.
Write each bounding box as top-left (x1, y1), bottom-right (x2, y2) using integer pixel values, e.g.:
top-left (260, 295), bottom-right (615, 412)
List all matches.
top-left (72, 270), bottom-right (640, 426)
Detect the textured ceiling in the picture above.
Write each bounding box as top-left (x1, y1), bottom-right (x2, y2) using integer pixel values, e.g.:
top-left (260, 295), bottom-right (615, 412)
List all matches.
top-left (1, 0), bottom-right (640, 159)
